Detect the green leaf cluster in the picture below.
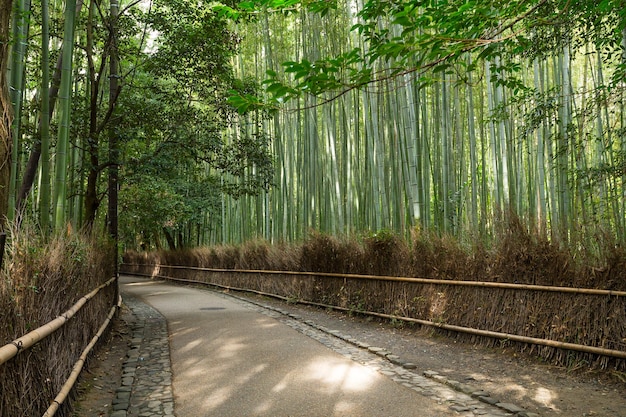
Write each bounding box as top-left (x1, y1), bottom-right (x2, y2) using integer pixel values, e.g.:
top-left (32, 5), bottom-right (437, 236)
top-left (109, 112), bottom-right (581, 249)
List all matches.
top-left (115, 0), bottom-right (273, 249)
top-left (225, 0), bottom-right (626, 106)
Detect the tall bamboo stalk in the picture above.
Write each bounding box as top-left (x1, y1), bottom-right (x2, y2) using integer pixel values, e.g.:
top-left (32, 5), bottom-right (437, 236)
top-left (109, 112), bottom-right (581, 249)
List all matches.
top-left (8, 0), bottom-right (31, 220)
top-left (39, 0), bottom-right (51, 231)
top-left (52, 0), bottom-right (77, 229)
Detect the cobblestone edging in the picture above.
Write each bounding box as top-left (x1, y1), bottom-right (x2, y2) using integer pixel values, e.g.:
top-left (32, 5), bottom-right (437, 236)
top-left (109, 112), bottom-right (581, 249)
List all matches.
top-left (111, 295), bottom-right (175, 417)
top-left (116, 287), bottom-right (539, 417)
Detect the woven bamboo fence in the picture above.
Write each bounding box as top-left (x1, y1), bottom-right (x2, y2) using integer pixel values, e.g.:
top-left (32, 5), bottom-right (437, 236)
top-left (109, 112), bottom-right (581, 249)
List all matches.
top-left (0, 276), bottom-right (119, 417)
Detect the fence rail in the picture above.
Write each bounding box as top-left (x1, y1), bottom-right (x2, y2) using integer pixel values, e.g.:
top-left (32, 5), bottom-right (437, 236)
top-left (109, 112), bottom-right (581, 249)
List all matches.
top-left (135, 264), bottom-right (626, 297)
top-left (0, 276), bottom-right (117, 365)
top-left (43, 294), bottom-right (121, 417)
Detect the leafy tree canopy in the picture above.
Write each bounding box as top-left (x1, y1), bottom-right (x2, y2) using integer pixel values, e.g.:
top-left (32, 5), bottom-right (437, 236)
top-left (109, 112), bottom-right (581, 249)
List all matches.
top-left (116, 0), bottom-right (273, 249)
top-left (219, 0), bottom-right (626, 112)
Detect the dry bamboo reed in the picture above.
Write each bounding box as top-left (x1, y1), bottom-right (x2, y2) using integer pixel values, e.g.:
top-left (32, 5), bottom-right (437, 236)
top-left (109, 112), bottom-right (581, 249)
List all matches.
top-left (0, 276), bottom-right (116, 365)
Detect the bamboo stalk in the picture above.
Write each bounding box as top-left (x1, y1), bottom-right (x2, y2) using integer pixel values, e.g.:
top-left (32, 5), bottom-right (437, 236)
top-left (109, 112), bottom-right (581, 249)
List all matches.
top-left (0, 276), bottom-right (116, 365)
top-left (42, 299), bottom-right (119, 417)
top-left (128, 264), bottom-right (626, 297)
top-left (136, 272), bottom-right (626, 360)
top-left (40, 0), bottom-right (51, 231)
top-left (52, 0), bottom-right (78, 229)
top-left (8, 0), bottom-right (31, 220)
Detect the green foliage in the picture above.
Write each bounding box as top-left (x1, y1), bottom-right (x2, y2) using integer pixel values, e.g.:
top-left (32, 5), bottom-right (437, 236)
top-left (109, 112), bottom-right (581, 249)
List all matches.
top-left (216, 0), bottom-right (337, 16)
top-left (121, 176), bottom-right (219, 242)
top-left (144, 0), bottom-right (240, 100)
top-left (117, 0), bottom-right (274, 249)
top-left (223, 0), bottom-right (626, 108)
top-left (118, 78), bottom-right (273, 248)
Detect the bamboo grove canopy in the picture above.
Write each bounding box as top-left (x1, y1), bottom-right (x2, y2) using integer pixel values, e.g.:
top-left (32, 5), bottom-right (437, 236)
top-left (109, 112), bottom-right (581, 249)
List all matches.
top-left (0, 0), bottom-right (274, 247)
top-left (218, 0), bottom-right (626, 244)
top-left (0, 0), bottom-right (624, 248)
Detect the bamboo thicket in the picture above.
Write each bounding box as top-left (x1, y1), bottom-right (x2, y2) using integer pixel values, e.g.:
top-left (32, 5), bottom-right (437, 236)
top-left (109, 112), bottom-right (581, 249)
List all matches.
top-left (220, 0), bottom-right (626, 245)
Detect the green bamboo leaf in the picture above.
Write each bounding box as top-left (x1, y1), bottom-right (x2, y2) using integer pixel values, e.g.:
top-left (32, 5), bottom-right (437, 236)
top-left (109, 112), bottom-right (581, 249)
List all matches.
top-left (237, 1), bottom-right (255, 10)
top-left (393, 16), bottom-right (411, 27)
top-left (458, 1), bottom-right (475, 13)
top-left (211, 4), bottom-right (241, 20)
top-left (433, 63), bottom-right (451, 73)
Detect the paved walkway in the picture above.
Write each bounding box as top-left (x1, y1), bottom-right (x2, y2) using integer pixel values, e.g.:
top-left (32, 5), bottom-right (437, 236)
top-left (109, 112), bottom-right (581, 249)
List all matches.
top-left (113, 276), bottom-right (536, 417)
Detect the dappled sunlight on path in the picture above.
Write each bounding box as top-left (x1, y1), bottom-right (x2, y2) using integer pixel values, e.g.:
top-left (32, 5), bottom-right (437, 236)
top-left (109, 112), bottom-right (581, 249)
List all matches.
top-left (122, 277), bottom-right (454, 417)
top-left (167, 311), bottom-right (423, 416)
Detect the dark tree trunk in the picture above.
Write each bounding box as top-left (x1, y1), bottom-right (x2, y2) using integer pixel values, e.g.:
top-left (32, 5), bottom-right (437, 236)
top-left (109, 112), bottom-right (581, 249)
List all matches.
top-left (163, 227), bottom-right (176, 250)
top-left (163, 228), bottom-right (176, 251)
top-left (108, 0), bottom-right (120, 284)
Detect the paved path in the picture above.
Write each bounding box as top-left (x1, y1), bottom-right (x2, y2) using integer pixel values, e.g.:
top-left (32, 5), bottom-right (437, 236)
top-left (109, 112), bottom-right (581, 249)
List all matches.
top-left (114, 276), bottom-right (528, 417)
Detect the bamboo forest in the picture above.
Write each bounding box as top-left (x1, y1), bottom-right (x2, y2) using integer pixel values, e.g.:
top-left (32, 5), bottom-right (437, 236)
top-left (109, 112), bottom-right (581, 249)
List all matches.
top-left (0, 0), bottom-right (624, 250)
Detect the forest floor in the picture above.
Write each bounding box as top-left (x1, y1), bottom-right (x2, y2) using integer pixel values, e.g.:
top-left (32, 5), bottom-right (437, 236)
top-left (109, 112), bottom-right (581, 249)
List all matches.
top-left (73, 290), bottom-right (626, 417)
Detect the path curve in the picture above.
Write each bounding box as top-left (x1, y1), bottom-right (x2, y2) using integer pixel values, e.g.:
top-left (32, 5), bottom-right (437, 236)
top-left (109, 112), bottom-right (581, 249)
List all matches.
top-left (117, 276), bottom-right (519, 417)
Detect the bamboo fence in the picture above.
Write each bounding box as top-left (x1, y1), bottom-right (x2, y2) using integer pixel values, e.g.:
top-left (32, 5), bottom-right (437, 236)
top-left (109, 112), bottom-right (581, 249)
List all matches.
top-left (122, 263), bottom-right (626, 366)
top-left (0, 276), bottom-right (119, 417)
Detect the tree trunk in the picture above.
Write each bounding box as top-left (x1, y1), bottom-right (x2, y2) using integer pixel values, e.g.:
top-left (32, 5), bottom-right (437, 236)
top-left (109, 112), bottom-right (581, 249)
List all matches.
top-left (108, 0), bottom-right (120, 281)
top-left (163, 228), bottom-right (176, 250)
top-left (84, 0), bottom-right (101, 228)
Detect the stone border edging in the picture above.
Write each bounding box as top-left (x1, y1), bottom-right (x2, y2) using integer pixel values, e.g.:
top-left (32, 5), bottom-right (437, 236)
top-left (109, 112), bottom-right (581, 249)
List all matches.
top-left (110, 295), bottom-right (175, 417)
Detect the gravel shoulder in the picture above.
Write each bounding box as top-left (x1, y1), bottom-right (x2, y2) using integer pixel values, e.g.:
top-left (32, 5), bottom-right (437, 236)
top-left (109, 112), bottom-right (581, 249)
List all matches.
top-left (73, 287), bottom-right (626, 417)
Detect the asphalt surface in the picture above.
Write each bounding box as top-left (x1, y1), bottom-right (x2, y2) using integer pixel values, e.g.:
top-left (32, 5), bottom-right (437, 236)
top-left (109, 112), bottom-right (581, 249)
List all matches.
top-left (120, 276), bottom-right (513, 417)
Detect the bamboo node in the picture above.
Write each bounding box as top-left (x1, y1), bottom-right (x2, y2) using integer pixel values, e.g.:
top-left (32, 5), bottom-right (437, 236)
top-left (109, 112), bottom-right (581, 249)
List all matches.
top-left (11, 340), bottom-right (23, 351)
